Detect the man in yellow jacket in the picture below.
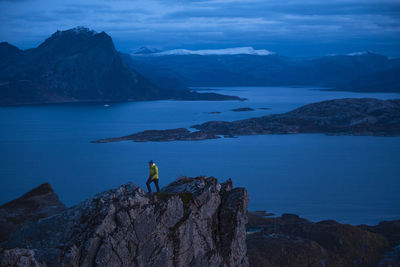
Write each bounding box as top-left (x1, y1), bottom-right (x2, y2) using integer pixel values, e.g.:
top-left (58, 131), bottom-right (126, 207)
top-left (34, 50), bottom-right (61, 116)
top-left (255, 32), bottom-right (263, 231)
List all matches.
top-left (146, 160), bottom-right (160, 193)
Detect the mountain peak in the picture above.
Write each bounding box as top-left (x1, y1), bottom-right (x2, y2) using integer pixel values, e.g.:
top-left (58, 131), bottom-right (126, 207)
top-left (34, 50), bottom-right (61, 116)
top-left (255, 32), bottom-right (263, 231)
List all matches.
top-left (327, 51), bottom-right (385, 58)
top-left (37, 26), bottom-right (114, 53)
top-left (133, 46), bottom-right (275, 56)
top-left (52, 26), bottom-right (97, 38)
top-left (132, 46), bottom-right (161, 55)
top-left (0, 42), bottom-right (22, 53)
top-left (40, 27), bottom-right (101, 48)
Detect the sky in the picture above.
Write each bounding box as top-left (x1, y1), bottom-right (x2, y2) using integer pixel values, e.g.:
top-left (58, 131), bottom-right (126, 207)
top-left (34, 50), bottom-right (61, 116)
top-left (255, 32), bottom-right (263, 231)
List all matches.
top-left (0, 0), bottom-right (399, 57)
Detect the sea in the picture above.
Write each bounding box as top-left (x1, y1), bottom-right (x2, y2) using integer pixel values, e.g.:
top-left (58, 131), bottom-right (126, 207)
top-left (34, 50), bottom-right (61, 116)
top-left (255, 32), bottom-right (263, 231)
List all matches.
top-left (1, 86), bottom-right (399, 225)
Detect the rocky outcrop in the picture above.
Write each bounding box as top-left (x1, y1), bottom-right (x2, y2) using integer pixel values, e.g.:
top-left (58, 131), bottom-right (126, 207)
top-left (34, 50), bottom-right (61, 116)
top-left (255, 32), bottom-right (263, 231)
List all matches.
top-left (0, 177), bottom-right (249, 267)
top-left (359, 220), bottom-right (400, 247)
top-left (0, 248), bottom-right (45, 267)
top-left (0, 183), bottom-right (66, 243)
top-left (246, 213), bottom-right (394, 267)
top-left (92, 98), bottom-right (400, 143)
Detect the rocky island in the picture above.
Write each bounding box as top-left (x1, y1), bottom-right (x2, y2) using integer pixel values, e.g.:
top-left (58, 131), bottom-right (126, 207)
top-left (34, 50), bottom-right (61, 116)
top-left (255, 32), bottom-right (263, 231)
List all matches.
top-left (1, 178), bottom-right (399, 266)
top-left (92, 98), bottom-right (400, 143)
top-left (232, 107), bottom-right (255, 112)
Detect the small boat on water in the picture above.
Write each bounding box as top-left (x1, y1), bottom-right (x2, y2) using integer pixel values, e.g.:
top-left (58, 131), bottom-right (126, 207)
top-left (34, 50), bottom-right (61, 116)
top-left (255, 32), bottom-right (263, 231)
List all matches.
top-left (104, 104), bottom-right (110, 107)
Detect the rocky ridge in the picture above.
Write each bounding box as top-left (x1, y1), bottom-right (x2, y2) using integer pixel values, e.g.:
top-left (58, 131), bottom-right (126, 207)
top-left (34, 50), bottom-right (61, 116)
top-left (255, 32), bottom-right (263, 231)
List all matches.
top-left (0, 177), bottom-right (249, 267)
top-left (1, 179), bottom-right (400, 267)
top-left (246, 212), bottom-right (400, 267)
top-left (0, 183), bottom-right (66, 243)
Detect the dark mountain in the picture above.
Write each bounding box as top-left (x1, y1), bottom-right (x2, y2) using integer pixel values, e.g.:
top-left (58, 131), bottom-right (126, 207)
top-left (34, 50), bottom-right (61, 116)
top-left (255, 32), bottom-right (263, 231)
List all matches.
top-left (0, 42), bottom-right (23, 69)
top-left (0, 183), bottom-right (66, 243)
top-left (0, 27), bottom-right (240, 105)
top-left (130, 50), bottom-right (400, 92)
top-left (337, 66), bottom-right (400, 92)
top-left (130, 53), bottom-right (291, 87)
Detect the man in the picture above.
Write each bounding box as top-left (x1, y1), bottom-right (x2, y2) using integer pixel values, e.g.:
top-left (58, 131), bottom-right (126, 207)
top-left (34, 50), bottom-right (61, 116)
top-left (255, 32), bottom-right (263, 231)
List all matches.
top-left (146, 160), bottom-right (160, 193)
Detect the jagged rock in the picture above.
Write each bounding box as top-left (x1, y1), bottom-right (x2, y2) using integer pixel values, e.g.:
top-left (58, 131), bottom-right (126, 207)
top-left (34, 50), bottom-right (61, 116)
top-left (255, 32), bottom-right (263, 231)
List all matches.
top-left (0, 183), bottom-right (66, 243)
top-left (1, 176), bottom-right (249, 267)
top-left (246, 213), bottom-right (392, 267)
top-left (0, 248), bottom-right (45, 267)
top-left (247, 232), bottom-right (334, 267)
top-left (359, 220), bottom-right (400, 247)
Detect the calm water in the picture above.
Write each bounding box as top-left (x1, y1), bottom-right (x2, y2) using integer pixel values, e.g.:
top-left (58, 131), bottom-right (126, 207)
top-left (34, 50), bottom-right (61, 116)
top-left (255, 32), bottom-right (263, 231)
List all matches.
top-left (1, 87), bottom-right (399, 225)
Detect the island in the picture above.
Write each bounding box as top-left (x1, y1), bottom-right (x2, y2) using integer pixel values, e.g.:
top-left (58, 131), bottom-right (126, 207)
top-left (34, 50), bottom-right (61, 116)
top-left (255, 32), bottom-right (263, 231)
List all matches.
top-left (92, 98), bottom-right (400, 143)
top-left (232, 107), bottom-right (255, 112)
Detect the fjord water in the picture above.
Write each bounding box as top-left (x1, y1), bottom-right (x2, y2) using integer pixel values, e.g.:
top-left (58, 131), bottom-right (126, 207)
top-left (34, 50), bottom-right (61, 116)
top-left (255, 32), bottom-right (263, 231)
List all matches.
top-left (1, 87), bottom-right (399, 225)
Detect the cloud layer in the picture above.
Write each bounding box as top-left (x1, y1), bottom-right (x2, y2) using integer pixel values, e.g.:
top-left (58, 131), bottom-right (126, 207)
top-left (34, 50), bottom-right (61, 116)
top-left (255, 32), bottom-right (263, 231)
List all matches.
top-left (1, 0), bottom-right (399, 56)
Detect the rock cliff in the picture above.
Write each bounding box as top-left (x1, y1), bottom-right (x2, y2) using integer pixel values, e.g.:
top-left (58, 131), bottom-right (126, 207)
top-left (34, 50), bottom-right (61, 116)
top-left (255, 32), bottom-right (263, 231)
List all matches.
top-left (0, 177), bottom-right (249, 267)
top-left (0, 183), bottom-right (66, 243)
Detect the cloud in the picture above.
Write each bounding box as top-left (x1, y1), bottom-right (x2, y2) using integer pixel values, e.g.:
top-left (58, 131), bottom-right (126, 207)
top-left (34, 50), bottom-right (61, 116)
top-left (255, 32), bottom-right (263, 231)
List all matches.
top-left (0, 0), bottom-right (399, 56)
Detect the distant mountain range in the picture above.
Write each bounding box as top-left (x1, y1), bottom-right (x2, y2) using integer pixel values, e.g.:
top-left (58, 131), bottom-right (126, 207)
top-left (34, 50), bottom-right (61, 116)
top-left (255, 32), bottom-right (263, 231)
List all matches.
top-left (131, 47), bottom-right (400, 92)
top-left (0, 27), bottom-right (240, 105)
top-left (1, 28), bottom-right (398, 106)
top-left (133, 47), bottom-right (275, 56)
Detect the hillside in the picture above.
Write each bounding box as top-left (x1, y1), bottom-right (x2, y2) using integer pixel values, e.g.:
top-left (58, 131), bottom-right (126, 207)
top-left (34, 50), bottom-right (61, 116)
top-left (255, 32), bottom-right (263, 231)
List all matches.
top-left (131, 49), bottom-right (400, 92)
top-left (0, 27), bottom-right (241, 105)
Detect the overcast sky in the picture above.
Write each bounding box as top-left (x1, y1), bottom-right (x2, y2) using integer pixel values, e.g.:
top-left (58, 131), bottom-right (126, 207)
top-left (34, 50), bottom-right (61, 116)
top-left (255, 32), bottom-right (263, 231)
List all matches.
top-left (1, 0), bottom-right (399, 57)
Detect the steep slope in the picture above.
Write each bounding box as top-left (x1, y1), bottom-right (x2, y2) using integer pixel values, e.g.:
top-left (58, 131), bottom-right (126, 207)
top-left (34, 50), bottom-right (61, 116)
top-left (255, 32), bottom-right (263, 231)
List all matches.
top-left (0, 27), bottom-right (241, 105)
top-left (336, 66), bottom-right (400, 92)
top-left (0, 27), bottom-right (163, 105)
top-left (0, 177), bottom-right (249, 267)
top-left (0, 42), bottom-right (23, 69)
top-left (0, 183), bottom-right (66, 243)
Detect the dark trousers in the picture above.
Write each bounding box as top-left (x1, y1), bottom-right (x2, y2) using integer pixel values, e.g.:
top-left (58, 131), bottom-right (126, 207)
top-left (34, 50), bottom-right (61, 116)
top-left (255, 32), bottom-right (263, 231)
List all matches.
top-left (146, 178), bottom-right (160, 193)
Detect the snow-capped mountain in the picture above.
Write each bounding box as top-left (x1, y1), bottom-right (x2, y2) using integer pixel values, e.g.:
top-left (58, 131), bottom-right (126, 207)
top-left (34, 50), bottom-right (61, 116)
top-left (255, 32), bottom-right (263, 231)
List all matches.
top-left (347, 51), bottom-right (371, 56)
top-left (132, 46), bottom-right (275, 56)
top-left (132, 46), bottom-right (161, 54)
top-left (327, 51), bottom-right (372, 57)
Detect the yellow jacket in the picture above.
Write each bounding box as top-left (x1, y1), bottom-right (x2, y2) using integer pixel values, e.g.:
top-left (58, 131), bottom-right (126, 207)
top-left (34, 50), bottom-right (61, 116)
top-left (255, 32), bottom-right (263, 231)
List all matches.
top-left (149, 163), bottom-right (159, 180)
